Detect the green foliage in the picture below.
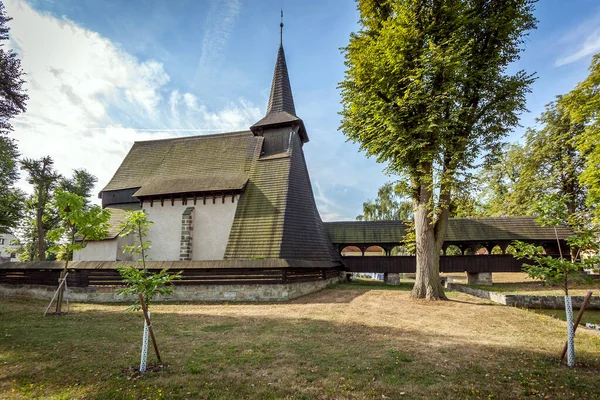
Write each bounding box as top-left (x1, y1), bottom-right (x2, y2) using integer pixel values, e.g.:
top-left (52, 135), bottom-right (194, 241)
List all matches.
top-left (478, 98), bottom-right (588, 220)
top-left (512, 195), bottom-right (600, 295)
top-left (340, 0), bottom-right (536, 190)
top-left (0, 135), bottom-right (25, 231)
top-left (356, 182), bottom-right (412, 221)
top-left (20, 157), bottom-right (62, 260)
top-left (117, 267), bottom-right (181, 311)
top-left (14, 165), bottom-right (100, 261)
top-left (0, 2), bottom-right (28, 134)
top-left (57, 169), bottom-right (98, 203)
top-left (116, 211), bottom-right (181, 311)
top-left (478, 144), bottom-right (533, 216)
top-left (561, 54), bottom-right (600, 221)
top-left (339, 0), bottom-right (536, 298)
top-left (525, 99), bottom-right (586, 214)
top-left (0, 2), bottom-right (27, 232)
top-left (512, 241), bottom-right (582, 292)
top-left (47, 191), bottom-right (110, 264)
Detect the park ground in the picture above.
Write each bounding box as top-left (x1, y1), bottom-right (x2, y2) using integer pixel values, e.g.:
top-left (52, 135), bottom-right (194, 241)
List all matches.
top-left (1, 279), bottom-right (600, 400)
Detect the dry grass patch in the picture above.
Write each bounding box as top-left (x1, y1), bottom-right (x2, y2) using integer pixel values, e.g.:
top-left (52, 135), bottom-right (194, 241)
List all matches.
top-left (1, 281), bottom-right (599, 399)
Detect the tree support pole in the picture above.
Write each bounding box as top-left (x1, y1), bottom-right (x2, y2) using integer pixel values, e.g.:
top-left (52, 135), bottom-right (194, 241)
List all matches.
top-left (561, 291), bottom-right (593, 365)
top-left (138, 294), bottom-right (162, 364)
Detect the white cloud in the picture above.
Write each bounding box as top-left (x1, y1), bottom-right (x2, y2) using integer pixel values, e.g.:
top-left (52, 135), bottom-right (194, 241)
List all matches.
top-left (313, 181), bottom-right (353, 222)
top-left (194, 0), bottom-right (241, 81)
top-left (555, 14), bottom-right (600, 66)
top-left (5, 0), bottom-right (259, 201)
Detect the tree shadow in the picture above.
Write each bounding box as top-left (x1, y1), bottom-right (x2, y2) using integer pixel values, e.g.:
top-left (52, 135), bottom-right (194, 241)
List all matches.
top-left (2, 294), bottom-right (600, 399)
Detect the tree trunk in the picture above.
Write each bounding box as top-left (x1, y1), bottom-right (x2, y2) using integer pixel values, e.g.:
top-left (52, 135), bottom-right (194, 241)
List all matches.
top-left (36, 190), bottom-right (46, 261)
top-left (411, 202), bottom-right (447, 300)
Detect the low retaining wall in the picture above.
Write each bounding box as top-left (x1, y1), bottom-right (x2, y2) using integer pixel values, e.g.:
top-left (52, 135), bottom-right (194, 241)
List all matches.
top-left (0, 276), bottom-right (341, 303)
top-left (447, 283), bottom-right (600, 309)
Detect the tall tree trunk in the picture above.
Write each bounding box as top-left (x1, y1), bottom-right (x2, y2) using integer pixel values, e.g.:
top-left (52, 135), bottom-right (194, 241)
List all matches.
top-left (411, 196), bottom-right (447, 300)
top-left (36, 190), bottom-right (46, 261)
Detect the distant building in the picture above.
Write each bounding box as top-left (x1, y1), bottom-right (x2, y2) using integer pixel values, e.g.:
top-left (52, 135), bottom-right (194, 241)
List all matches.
top-left (0, 231), bottom-right (17, 262)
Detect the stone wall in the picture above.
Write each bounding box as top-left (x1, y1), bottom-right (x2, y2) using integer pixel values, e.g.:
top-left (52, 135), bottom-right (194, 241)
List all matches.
top-left (0, 276), bottom-right (341, 303)
top-left (447, 283), bottom-right (600, 309)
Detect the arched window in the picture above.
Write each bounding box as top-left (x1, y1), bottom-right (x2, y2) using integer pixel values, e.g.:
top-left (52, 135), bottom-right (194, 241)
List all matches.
top-left (341, 246), bottom-right (362, 256)
top-left (445, 245), bottom-right (462, 256)
top-left (364, 245), bottom-right (386, 256)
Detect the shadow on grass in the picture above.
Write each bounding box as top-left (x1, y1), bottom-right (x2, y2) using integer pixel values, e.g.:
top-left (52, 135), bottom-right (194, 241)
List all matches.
top-left (2, 297), bottom-right (600, 400)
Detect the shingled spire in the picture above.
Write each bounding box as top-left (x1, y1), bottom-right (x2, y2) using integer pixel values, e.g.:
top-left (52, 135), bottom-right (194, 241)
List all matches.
top-left (266, 45), bottom-right (296, 116)
top-left (251, 15), bottom-right (308, 143)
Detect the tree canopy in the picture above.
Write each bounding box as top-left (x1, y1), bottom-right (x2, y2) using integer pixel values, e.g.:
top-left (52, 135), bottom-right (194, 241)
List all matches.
top-left (340, 0), bottom-right (537, 299)
top-left (561, 54), bottom-right (600, 220)
top-left (0, 2), bottom-right (28, 231)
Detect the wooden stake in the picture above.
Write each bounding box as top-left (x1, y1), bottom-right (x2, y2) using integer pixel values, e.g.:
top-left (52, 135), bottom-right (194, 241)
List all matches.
top-left (561, 291), bottom-right (593, 364)
top-left (138, 294), bottom-right (162, 364)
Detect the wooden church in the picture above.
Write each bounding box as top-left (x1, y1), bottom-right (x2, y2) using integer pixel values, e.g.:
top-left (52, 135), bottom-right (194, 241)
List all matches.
top-left (75, 33), bottom-right (341, 273)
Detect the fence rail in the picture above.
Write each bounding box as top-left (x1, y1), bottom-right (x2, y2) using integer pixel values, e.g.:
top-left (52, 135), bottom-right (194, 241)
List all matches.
top-left (341, 254), bottom-right (528, 273)
top-left (0, 267), bottom-right (341, 287)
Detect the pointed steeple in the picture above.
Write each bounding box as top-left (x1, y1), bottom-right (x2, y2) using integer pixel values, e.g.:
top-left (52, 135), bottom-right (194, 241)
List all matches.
top-left (251, 15), bottom-right (308, 143)
top-left (266, 44), bottom-right (296, 116)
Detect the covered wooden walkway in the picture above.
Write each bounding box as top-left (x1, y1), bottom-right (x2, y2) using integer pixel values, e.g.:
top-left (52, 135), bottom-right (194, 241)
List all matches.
top-left (325, 217), bottom-right (572, 281)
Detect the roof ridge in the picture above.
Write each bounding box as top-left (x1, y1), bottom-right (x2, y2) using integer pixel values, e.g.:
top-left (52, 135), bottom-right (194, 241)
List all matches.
top-left (134, 130), bottom-right (253, 144)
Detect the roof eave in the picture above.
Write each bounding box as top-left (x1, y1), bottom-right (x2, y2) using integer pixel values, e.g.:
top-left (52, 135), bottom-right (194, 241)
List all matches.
top-left (250, 118), bottom-right (309, 143)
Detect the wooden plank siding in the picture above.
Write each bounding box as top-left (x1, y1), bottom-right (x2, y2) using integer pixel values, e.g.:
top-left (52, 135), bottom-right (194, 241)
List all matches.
top-left (341, 255), bottom-right (529, 273)
top-left (0, 267), bottom-right (341, 287)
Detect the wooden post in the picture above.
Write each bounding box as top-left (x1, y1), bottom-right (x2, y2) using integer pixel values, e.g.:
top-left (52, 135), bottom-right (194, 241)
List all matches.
top-left (560, 291), bottom-right (593, 364)
top-left (55, 270), bottom-right (66, 314)
top-left (138, 294), bottom-right (162, 364)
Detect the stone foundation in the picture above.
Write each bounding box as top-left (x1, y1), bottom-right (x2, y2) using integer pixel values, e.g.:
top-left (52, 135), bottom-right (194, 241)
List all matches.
top-left (467, 272), bottom-right (493, 285)
top-left (0, 276), bottom-right (340, 303)
top-left (385, 273), bottom-right (401, 285)
top-left (446, 283), bottom-right (600, 309)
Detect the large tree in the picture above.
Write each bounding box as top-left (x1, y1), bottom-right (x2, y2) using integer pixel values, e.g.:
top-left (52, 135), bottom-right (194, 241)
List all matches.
top-left (560, 54), bottom-right (600, 220)
top-left (0, 1), bottom-right (28, 231)
top-left (478, 143), bottom-right (532, 216)
top-left (478, 99), bottom-right (587, 219)
top-left (525, 98), bottom-right (586, 215)
top-left (57, 168), bottom-right (98, 203)
top-left (20, 157), bottom-right (61, 261)
top-left (340, 0), bottom-right (536, 299)
top-left (0, 135), bottom-right (24, 231)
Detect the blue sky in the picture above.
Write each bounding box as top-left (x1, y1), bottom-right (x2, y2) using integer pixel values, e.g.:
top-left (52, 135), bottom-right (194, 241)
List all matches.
top-left (7, 0), bottom-right (600, 221)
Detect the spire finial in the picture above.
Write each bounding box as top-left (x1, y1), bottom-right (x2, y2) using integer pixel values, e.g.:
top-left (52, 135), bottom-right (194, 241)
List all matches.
top-left (280, 9), bottom-right (284, 46)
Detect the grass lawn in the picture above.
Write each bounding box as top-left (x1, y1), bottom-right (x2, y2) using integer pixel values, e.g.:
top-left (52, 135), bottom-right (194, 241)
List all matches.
top-left (1, 282), bottom-right (600, 399)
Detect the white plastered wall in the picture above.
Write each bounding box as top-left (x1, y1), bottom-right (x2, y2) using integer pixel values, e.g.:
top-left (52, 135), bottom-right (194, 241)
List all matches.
top-left (73, 233), bottom-right (136, 261)
top-left (73, 239), bottom-right (118, 261)
top-left (142, 195), bottom-right (239, 261)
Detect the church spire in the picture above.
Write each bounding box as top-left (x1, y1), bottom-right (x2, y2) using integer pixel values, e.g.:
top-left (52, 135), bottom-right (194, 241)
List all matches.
top-left (266, 42), bottom-right (296, 116)
top-left (250, 13), bottom-right (308, 143)
top-left (280, 8), bottom-right (283, 46)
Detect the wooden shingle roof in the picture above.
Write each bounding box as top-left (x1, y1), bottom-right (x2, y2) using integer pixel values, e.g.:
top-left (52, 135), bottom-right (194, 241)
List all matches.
top-left (325, 217), bottom-right (573, 245)
top-left (102, 131), bottom-right (258, 193)
top-left (133, 173), bottom-right (248, 197)
top-left (225, 132), bottom-right (339, 264)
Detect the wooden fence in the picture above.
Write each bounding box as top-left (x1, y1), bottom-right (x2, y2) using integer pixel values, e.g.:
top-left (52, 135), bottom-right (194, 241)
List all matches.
top-left (341, 254), bottom-right (528, 274)
top-left (0, 267), bottom-right (341, 287)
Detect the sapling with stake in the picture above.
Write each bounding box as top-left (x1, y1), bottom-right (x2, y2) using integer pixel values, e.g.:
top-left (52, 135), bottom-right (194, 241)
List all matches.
top-left (513, 194), bottom-right (600, 367)
top-left (116, 211), bottom-right (181, 372)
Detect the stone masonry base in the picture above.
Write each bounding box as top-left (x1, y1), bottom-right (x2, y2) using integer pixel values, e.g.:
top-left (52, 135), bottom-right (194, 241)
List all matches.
top-left (447, 283), bottom-right (600, 309)
top-left (0, 276), bottom-right (341, 303)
